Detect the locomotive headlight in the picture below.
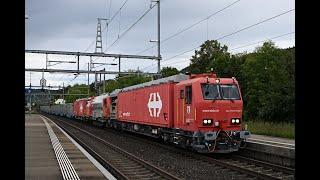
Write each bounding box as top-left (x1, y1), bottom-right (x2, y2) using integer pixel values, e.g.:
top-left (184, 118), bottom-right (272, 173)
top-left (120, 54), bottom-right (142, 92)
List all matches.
top-left (235, 119), bottom-right (240, 123)
top-left (231, 119), bottom-right (236, 123)
top-left (215, 79), bottom-right (220, 83)
top-left (207, 119), bottom-right (212, 124)
top-left (204, 119), bottom-right (208, 124)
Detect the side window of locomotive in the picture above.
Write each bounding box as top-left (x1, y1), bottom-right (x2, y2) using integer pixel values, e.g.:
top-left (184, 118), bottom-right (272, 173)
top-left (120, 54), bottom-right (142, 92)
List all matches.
top-left (180, 90), bottom-right (184, 99)
top-left (185, 86), bottom-right (192, 104)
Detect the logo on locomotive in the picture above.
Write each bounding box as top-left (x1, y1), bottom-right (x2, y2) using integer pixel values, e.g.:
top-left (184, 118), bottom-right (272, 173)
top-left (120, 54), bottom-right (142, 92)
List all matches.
top-left (147, 92), bottom-right (162, 117)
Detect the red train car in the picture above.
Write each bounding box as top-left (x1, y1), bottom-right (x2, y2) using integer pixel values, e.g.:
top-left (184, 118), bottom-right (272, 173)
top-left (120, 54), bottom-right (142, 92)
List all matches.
top-left (73, 98), bottom-right (88, 119)
top-left (85, 97), bottom-right (94, 119)
top-left (102, 96), bottom-right (112, 119)
top-left (117, 82), bottom-right (175, 128)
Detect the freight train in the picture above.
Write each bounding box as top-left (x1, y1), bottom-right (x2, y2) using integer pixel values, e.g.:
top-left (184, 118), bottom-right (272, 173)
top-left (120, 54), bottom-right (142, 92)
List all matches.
top-left (40, 73), bottom-right (251, 153)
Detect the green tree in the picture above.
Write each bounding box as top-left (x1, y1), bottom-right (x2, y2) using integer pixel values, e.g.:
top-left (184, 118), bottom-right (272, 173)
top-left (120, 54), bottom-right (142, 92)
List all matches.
top-left (161, 67), bottom-right (179, 77)
top-left (64, 84), bottom-right (90, 103)
top-left (241, 41), bottom-right (295, 122)
top-left (186, 40), bottom-right (230, 74)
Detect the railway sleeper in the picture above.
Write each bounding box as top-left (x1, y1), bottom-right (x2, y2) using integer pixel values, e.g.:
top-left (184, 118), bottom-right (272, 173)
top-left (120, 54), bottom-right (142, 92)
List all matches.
top-left (271, 171), bottom-right (284, 177)
top-left (139, 176), bottom-right (164, 180)
top-left (282, 175), bottom-right (295, 180)
top-left (123, 170), bottom-right (153, 175)
top-left (235, 174), bottom-right (250, 179)
top-left (120, 165), bottom-right (146, 170)
top-left (251, 166), bottom-right (264, 172)
top-left (114, 162), bottom-right (140, 167)
top-left (125, 172), bottom-right (157, 178)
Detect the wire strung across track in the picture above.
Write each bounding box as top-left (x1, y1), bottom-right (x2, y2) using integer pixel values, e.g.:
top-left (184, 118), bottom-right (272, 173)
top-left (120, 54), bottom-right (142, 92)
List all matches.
top-left (139, 8), bottom-right (295, 72)
top-left (159, 31), bottom-right (295, 66)
top-left (119, 0), bottom-right (242, 71)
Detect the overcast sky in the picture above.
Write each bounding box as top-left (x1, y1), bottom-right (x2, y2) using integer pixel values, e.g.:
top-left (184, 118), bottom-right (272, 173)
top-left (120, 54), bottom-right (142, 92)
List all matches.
top-left (25, 0), bottom-right (295, 88)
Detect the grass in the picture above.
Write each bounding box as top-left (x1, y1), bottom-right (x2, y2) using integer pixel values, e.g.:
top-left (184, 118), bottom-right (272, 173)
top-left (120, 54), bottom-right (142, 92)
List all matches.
top-left (244, 121), bottom-right (295, 139)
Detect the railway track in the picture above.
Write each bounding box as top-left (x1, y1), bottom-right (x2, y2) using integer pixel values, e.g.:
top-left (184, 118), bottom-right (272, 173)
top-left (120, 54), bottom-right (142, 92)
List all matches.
top-left (48, 116), bottom-right (181, 180)
top-left (144, 137), bottom-right (295, 180)
top-left (46, 114), bottom-right (295, 180)
top-left (144, 139), bottom-right (295, 180)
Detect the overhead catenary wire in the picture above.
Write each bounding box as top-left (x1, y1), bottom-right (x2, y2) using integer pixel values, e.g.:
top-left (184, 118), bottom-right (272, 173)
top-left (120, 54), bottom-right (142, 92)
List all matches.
top-left (120, 0), bottom-right (241, 73)
top-left (91, 1), bottom-right (158, 71)
top-left (229, 31), bottom-right (295, 51)
top-left (135, 0), bottom-right (242, 55)
top-left (160, 31), bottom-right (295, 67)
top-left (67, 0), bottom-right (129, 87)
top-left (82, 0), bottom-right (129, 53)
top-left (108, 0), bottom-right (112, 19)
top-left (105, 2), bottom-right (157, 52)
top-left (142, 8), bottom-right (295, 71)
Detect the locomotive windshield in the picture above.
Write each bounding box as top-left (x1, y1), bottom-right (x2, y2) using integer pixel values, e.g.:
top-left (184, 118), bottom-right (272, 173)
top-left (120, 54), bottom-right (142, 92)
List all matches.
top-left (201, 84), bottom-right (240, 100)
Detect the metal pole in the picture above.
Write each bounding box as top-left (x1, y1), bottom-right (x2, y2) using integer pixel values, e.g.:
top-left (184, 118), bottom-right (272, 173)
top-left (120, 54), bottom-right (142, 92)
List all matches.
top-left (99, 72), bottom-right (102, 95)
top-left (46, 54), bottom-right (48, 69)
top-left (49, 84), bottom-right (51, 105)
top-left (103, 68), bottom-right (106, 93)
top-left (25, 15), bottom-right (28, 49)
top-left (157, 0), bottom-right (161, 74)
top-left (95, 72), bottom-right (97, 95)
top-left (106, 23), bottom-right (108, 52)
top-left (77, 53), bottom-right (80, 73)
top-left (29, 72), bottom-right (31, 115)
top-left (118, 57), bottom-right (121, 77)
top-left (88, 63), bottom-right (90, 97)
top-left (62, 83), bottom-right (64, 100)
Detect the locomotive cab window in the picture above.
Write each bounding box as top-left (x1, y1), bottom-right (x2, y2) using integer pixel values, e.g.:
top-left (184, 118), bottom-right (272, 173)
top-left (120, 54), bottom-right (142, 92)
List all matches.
top-left (185, 86), bottom-right (192, 104)
top-left (201, 84), bottom-right (240, 100)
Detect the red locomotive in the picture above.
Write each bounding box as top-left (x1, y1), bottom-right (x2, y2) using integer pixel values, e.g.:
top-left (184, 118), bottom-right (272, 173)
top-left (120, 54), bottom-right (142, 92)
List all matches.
top-left (41, 72), bottom-right (251, 153)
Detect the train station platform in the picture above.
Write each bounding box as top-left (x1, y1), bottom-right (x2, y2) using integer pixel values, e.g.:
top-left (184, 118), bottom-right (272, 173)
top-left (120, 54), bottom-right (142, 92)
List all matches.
top-left (25, 114), bottom-right (116, 180)
top-left (239, 133), bottom-right (295, 168)
top-left (248, 134), bottom-right (295, 149)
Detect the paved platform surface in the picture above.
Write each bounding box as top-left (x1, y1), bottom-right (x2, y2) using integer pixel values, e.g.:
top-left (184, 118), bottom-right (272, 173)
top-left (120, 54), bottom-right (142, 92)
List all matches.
top-left (248, 134), bottom-right (295, 149)
top-left (25, 114), bottom-right (115, 180)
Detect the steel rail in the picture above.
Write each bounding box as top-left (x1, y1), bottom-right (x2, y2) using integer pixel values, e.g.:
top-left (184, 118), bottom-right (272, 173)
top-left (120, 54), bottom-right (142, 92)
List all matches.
top-left (49, 115), bottom-right (181, 180)
top-left (45, 113), bottom-right (295, 180)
